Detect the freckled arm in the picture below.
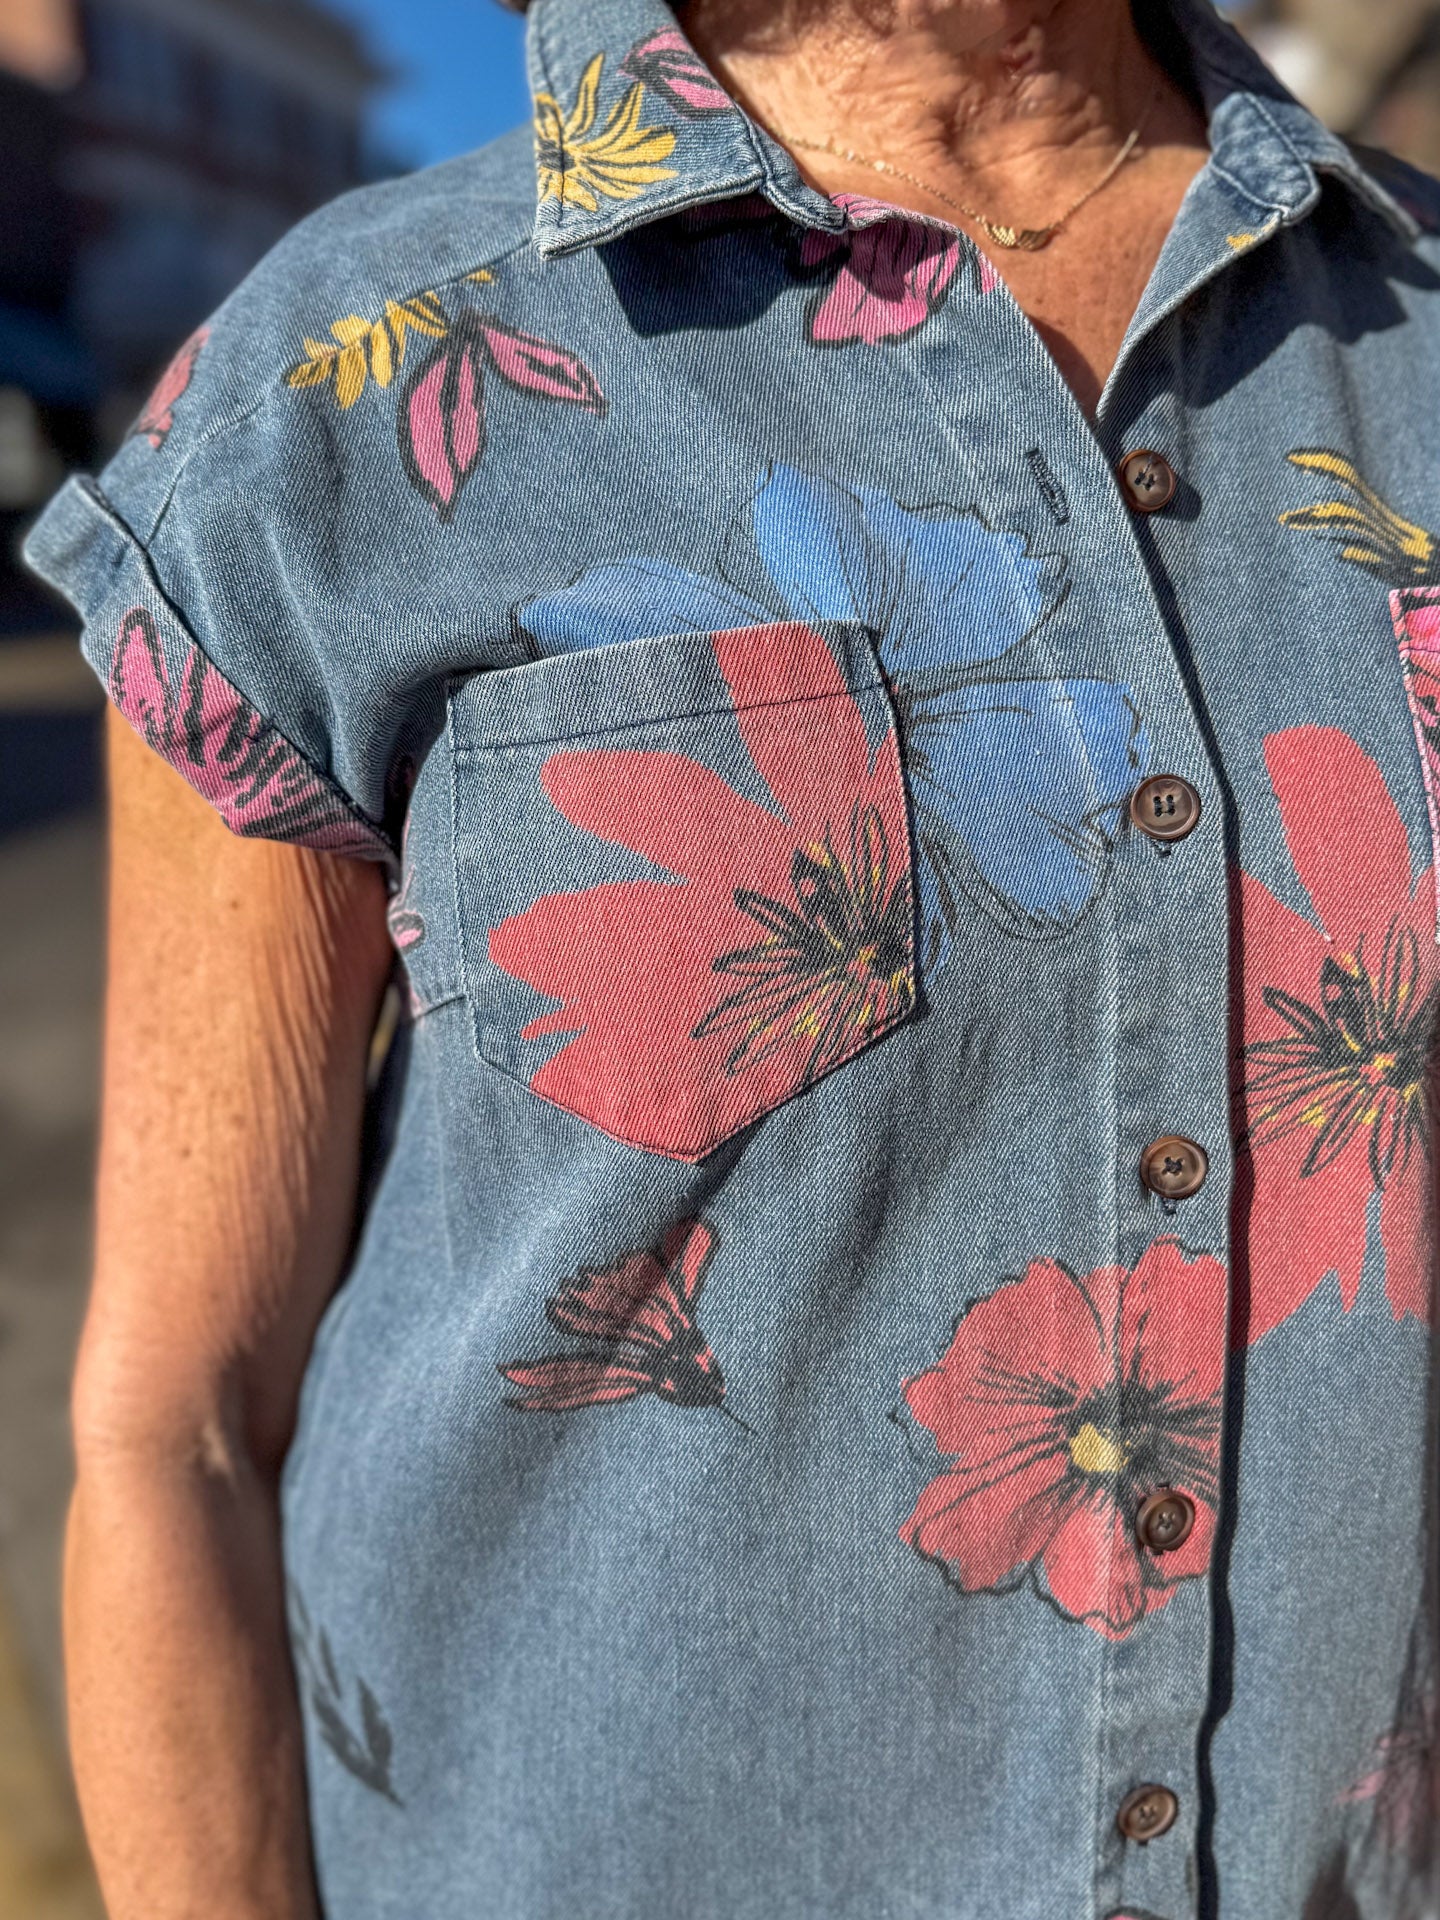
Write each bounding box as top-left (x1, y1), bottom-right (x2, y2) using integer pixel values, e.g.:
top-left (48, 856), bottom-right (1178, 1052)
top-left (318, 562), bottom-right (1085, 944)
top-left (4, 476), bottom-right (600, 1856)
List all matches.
top-left (64, 706), bottom-right (393, 1919)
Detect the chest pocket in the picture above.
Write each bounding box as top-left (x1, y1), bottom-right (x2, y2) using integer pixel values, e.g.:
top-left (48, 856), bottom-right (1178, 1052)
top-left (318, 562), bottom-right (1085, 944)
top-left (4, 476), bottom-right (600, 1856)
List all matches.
top-left (448, 619), bottom-right (917, 1160)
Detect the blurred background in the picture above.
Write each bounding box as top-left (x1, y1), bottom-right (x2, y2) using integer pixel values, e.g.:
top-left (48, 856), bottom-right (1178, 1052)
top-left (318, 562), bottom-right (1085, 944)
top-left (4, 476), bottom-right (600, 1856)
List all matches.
top-left (0, 0), bottom-right (1436, 1909)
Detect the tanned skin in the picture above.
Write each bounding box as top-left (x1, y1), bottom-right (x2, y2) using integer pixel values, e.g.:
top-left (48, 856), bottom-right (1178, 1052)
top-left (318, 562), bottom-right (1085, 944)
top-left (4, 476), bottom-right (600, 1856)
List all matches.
top-left (68, 709), bottom-right (391, 1918)
top-left (685, 0), bottom-right (1209, 415)
top-left (72, 2), bottom-right (1206, 1910)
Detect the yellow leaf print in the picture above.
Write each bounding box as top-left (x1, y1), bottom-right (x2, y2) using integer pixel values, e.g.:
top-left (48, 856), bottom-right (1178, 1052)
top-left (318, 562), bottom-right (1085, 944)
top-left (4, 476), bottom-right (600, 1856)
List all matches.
top-left (534, 53), bottom-right (677, 214)
top-left (369, 318), bottom-right (393, 388)
top-left (286, 352), bottom-right (331, 391)
top-left (1279, 449), bottom-right (1440, 588)
top-left (284, 291), bottom-right (449, 409)
top-left (333, 342), bottom-right (366, 409)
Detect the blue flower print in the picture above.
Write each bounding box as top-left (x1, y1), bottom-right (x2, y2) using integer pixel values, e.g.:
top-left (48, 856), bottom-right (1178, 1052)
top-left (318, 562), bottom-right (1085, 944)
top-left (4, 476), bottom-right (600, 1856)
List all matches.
top-left (522, 463), bottom-right (1149, 964)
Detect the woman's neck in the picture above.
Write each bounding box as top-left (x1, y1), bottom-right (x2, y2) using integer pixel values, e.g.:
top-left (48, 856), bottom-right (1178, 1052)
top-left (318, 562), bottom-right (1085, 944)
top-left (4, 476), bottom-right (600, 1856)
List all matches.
top-left (682, 0), bottom-right (1196, 227)
top-left (680, 0), bottom-right (1210, 418)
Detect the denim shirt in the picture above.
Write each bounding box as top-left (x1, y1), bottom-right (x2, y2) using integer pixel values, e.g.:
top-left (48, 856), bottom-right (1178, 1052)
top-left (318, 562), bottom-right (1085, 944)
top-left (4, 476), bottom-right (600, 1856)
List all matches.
top-left (25, 0), bottom-right (1440, 1913)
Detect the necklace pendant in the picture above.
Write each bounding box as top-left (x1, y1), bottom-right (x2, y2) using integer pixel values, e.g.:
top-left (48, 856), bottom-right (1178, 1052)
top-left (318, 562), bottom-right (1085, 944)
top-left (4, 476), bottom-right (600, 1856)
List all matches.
top-left (979, 219), bottom-right (1054, 251)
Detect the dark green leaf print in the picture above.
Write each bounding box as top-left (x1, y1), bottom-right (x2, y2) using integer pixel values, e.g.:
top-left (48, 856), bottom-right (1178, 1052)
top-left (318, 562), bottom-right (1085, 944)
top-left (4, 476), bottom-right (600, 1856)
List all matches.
top-left (289, 1584), bottom-right (402, 1806)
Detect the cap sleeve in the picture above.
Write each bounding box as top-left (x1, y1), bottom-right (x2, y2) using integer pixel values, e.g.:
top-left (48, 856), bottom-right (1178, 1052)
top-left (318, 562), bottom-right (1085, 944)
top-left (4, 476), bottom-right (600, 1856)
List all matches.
top-left (23, 314), bottom-right (397, 866)
top-left (26, 473), bottom-right (391, 861)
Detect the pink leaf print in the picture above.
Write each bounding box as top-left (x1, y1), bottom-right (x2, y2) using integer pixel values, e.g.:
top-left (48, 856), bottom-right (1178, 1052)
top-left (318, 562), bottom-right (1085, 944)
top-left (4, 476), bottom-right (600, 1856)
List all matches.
top-left (620, 29), bottom-right (732, 115)
top-left (396, 314), bottom-right (605, 521)
top-left (387, 816), bottom-right (425, 953)
top-left (802, 201), bottom-right (961, 347)
top-left (132, 326), bottom-right (209, 450)
top-left (398, 326), bottom-right (487, 522)
top-left (480, 319), bottom-right (607, 415)
top-left (110, 608), bottom-right (385, 857)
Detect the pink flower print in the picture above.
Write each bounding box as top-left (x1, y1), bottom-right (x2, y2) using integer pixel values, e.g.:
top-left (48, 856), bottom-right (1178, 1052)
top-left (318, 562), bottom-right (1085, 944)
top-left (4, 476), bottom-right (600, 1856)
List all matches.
top-left (1393, 585), bottom-right (1440, 883)
top-left (801, 198), bottom-right (964, 346)
top-left (132, 327), bottom-right (209, 449)
top-left (110, 608), bottom-right (385, 858)
top-left (900, 1239), bottom-right (1226, 1639)
top-left (480, 317), bottom-right (607, 413)
top-left (620, 29), bottom-right (732, 116)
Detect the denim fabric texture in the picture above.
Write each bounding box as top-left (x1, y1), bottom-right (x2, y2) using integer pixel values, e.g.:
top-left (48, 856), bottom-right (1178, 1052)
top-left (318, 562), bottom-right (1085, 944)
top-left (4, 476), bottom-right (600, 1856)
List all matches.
top-left (23, 0), bottom-right (1440, 1913)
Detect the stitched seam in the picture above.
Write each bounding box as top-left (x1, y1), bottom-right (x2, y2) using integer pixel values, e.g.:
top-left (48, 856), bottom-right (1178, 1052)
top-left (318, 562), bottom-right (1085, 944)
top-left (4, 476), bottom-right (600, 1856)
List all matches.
top-left (453, 678), bottom-right (889, 756)
top-left (80, 479), bottom-right (395, 857)
top-left (467, 1043), bottom-right (707, 1160)
top-left (472, 992), bottom-right (916, 1161)
top-left (406, 987), bottom-right (467, 1021)
top-left (449, 691), bottom-right (500, 1067)
top-left (1230, 89), bottom-right (1411, 233)
top-left (1242, 90), bottom-right (1313, 177)
top-left (1207, 156), bottom-right (1291, 220)
top-left (536, 171), bottom-right (771, 258)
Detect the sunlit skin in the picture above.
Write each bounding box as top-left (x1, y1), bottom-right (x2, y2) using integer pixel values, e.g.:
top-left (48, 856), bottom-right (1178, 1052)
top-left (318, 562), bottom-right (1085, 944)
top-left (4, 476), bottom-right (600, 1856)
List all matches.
top-left (684, 0), bottom-right (1210, 413)
top-left (74, 5), bottom-right (1210, 1916)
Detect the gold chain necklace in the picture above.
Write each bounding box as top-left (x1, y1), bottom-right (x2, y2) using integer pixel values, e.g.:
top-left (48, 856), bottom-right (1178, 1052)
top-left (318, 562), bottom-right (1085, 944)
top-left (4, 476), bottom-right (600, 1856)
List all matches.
top-left (771, 82), bottom-right (1162, 251)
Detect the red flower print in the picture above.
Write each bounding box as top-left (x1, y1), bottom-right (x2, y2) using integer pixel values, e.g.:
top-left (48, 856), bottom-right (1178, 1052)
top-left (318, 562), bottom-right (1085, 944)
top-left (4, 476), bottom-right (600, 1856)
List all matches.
top-left (488, 622), bottom-right (915, 1160)
top-left (1234, 727), bottom-right (1438, 1344)
top-left (500, 1219), bottom-right (741, 1418)
top-left (110, 608), bottom-right (385, 857)
top-left (900, 1240), bottom-right (1226, 1640)
top-left (131, 326), bottom-right (208, 449)
top-left (801, 197), bottom-right (966, 347)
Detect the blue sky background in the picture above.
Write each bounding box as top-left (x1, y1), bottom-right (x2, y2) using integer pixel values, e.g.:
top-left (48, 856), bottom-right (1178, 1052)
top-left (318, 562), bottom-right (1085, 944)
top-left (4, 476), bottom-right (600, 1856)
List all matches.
top-left (332, 0), bottom-right (531, 172)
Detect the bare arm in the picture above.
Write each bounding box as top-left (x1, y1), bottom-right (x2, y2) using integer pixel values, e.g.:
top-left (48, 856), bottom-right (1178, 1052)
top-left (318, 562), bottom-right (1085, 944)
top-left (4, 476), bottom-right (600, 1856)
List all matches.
top-left (66, 706), bottom-right (393, 1919)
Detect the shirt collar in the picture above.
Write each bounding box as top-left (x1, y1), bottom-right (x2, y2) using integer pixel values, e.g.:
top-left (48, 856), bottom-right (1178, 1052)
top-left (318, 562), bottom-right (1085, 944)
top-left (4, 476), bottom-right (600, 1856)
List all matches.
top-left (1166, 0), bottom-right (1417, 240)
top-left (525, 0), bottom-right (1418, 259)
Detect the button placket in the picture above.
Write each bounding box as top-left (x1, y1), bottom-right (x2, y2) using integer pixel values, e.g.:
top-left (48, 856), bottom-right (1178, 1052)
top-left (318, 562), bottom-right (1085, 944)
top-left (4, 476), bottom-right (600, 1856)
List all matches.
top-left (1103, 621), bottom-right (1232, 1920)
top-left (935, 301), bottom-right (1228, 1919)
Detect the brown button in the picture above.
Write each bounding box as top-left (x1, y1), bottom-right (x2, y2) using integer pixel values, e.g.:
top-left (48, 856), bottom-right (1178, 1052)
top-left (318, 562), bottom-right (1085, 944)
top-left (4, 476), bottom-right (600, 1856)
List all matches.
top-left (1118, 448), bottom-right (1177, 513)
top-left (1130, 774), bottom-right (1202, 843)
top-left (1116, 1782), bottom-right (1180, 1843)
top-left (1136, 1488), bottom-right (1197, 1554)
top-left (1140, 1135), bottom-right (1208, 1200)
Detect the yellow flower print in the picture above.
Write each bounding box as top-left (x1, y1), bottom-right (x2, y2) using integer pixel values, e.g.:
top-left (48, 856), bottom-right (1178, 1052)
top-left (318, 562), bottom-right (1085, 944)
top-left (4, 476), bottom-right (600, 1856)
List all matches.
top-left (533, 53), bottom-right (677, 214)
top-left (1279, 449), bottom-right (1440, 588)
top-left (286, 292), bottom-right (448, 410)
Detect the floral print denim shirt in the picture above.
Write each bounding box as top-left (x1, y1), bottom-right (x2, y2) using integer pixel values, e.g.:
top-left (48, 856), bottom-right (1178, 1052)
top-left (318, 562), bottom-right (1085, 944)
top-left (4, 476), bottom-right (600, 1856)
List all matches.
top-left (25, 0), bottom-right (1440, 1913)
